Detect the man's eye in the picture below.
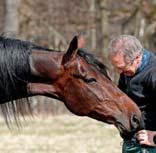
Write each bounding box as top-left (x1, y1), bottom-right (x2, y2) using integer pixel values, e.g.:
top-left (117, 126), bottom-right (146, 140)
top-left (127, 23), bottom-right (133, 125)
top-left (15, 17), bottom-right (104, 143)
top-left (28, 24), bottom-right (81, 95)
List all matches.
top-left (84, 78), bottom-right (97, 84)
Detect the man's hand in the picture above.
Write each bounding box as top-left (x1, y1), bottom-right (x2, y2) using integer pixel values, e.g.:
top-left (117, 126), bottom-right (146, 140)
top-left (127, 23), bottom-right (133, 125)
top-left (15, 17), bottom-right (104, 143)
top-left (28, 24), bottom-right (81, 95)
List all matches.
top-left (137, 130), bottom-right (156, 146)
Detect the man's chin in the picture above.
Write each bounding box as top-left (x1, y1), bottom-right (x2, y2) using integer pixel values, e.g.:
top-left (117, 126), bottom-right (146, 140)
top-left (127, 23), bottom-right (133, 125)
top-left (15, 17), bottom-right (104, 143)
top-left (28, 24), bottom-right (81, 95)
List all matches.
top-left (123, 72), bottom-right (135, 76)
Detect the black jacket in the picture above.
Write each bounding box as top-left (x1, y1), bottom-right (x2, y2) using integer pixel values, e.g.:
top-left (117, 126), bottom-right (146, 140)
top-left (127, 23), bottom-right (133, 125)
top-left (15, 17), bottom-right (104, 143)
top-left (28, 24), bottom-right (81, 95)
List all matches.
top-left (118, 50), bottom-right (156, 130)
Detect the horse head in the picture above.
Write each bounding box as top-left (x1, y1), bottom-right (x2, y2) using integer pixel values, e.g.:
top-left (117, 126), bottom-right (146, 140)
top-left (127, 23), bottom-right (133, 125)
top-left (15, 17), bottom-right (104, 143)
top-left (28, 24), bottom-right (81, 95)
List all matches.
top-left (48, 35), bottom-right (144, 138)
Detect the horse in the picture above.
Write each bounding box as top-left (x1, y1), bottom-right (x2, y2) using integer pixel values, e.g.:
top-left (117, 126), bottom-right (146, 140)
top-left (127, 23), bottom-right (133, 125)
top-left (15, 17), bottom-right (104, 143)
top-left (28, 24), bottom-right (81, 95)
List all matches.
top-left (0, 35), bottom-right (144, 139)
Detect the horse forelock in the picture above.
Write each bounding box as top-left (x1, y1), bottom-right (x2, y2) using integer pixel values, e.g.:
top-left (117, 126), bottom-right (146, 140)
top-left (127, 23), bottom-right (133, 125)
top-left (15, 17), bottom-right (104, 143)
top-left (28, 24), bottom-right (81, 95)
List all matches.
top-left (78, 48), bottom-right (110, 80)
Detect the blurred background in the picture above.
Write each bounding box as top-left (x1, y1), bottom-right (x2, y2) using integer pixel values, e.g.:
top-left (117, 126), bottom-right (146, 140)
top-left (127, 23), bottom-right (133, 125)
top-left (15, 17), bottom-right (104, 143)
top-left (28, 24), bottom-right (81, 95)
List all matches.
top-left (0, 0), bottom-right (156, 152)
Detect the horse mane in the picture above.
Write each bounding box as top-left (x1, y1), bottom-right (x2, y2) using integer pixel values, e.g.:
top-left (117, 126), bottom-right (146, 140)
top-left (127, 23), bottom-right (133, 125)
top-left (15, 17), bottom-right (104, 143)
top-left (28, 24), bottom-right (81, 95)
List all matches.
top-left (0, 36), bottom-right (33, 125)
top-left (30, 44), bottom-right (110, 79)
top-left (33, 47), bottom-right (110, 79)
top-left (0, 36), bottom-right (110, 125)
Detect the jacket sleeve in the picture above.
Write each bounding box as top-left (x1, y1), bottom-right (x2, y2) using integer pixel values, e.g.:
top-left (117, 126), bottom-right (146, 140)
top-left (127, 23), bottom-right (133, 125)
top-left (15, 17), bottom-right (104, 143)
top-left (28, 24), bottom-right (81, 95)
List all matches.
top-left (146, 69), bottom-right (156, 92)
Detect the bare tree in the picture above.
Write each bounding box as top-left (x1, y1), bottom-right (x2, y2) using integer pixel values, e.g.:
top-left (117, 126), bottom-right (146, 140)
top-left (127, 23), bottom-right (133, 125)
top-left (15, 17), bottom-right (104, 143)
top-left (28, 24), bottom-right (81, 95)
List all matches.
top-left (0, 0), bottom-right (5, 32)
top-left (4, 0), bottom-right (20, 35)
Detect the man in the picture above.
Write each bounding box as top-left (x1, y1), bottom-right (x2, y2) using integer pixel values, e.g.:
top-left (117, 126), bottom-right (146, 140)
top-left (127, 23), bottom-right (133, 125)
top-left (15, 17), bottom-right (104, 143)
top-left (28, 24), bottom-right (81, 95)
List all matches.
top-left (108, 35), bottom-right (156, 153)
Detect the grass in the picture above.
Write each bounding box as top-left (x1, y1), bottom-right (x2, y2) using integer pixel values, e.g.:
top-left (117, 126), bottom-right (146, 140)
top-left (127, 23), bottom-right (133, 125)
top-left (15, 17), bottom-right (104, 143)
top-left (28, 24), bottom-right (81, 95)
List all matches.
top-left (0, 115), bottom-right (122, 153)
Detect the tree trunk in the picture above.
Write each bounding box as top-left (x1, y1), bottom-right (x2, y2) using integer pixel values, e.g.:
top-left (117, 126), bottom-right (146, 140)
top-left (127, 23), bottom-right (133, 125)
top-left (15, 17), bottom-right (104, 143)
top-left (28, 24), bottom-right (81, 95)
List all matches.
top-left (4, 0), bottom-right (20, 34)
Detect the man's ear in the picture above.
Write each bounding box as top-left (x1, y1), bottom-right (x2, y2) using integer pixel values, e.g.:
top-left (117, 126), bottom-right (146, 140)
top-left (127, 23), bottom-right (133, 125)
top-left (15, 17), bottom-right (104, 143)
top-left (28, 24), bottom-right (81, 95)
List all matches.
top-left (134, 53), bottom-right (142, 65)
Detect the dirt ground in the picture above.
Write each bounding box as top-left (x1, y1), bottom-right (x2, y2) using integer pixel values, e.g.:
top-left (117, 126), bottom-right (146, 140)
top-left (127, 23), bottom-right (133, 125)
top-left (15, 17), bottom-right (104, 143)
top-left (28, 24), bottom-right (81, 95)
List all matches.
top-left (0, 115), bottom-right (122, 153)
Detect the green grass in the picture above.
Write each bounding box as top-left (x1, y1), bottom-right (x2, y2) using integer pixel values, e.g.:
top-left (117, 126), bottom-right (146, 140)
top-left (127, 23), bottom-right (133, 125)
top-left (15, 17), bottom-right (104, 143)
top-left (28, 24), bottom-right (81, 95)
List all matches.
top-left (0, 115), bottom-right (122, 153)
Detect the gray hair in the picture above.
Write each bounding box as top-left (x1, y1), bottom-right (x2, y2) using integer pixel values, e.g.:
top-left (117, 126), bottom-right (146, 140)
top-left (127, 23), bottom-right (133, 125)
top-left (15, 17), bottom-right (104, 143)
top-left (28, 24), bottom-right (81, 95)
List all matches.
top-left (108, 35), bottom-right (143, 63)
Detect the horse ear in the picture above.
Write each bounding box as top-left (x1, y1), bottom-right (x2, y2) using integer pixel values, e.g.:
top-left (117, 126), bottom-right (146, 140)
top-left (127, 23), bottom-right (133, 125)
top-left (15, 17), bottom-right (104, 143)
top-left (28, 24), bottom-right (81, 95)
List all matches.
top-left (62, 35), bottom-right (85, 64)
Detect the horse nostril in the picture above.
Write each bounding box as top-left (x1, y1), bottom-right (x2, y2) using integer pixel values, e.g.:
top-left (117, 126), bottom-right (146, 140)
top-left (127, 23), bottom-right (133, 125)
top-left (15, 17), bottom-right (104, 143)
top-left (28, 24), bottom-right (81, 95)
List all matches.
top-left (131, 114), bottom-right (140, 130)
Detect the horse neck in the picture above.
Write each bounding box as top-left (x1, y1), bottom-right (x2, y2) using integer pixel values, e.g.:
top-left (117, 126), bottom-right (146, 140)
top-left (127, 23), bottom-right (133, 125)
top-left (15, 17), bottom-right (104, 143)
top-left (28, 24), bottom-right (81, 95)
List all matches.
top-left (30, 50), bottom-right (64, 83)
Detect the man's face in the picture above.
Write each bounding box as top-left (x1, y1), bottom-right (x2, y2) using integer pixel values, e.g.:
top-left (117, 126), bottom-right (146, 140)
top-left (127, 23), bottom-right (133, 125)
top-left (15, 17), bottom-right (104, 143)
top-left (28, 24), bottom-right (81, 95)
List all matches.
top-left (110, 52), bottom-right (137, 76)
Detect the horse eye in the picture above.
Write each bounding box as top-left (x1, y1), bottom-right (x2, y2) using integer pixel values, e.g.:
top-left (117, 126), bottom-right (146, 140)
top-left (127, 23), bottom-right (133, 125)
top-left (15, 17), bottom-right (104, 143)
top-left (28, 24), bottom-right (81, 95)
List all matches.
top-left (84, 78), bottom-right (97, 84)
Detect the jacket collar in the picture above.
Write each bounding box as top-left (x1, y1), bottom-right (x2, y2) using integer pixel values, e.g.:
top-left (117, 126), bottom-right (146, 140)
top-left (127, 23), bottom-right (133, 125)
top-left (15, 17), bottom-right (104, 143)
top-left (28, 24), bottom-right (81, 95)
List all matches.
top-left (136, 49), bottom-right (150, 73)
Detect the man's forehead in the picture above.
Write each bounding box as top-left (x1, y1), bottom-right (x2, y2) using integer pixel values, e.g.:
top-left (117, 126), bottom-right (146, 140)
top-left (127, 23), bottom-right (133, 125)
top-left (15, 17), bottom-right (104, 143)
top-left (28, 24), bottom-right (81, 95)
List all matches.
top-left (111, 52), bottom-right (125, 65)
top-left (111, 51), bottom-right (124, 59)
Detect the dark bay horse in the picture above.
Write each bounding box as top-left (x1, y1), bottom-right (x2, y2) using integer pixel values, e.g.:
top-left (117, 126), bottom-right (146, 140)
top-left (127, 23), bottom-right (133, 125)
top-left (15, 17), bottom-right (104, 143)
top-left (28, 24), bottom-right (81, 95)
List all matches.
top-left (0, 35), bottom-right (143, 138)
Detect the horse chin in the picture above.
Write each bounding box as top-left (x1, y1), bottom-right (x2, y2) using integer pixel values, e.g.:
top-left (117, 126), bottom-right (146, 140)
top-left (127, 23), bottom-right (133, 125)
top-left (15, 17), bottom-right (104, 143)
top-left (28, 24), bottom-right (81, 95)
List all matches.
top-left (119, 131), bottom-right (136, 140)
top-left (116, 122), bottom-right (142, 140)
top-left (116, 123), bottom-right (136, 139)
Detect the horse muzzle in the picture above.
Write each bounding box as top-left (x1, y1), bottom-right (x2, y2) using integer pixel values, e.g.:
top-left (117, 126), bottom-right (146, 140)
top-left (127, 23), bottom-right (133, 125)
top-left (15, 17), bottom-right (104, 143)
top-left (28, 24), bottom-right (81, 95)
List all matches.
top-left (116, 113), bottom-right (145, 139)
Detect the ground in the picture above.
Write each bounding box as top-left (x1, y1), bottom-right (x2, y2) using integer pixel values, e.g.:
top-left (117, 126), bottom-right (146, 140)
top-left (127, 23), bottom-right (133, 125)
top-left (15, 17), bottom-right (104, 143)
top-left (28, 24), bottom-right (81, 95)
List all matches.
top-left (0, 115), bottom-right (122, 153)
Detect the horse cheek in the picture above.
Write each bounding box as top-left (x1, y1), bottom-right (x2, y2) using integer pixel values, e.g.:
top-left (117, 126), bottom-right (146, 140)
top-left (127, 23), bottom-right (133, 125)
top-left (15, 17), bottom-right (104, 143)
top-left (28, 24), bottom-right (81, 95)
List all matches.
top-left (63, 81), bottom-right (96, 116)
